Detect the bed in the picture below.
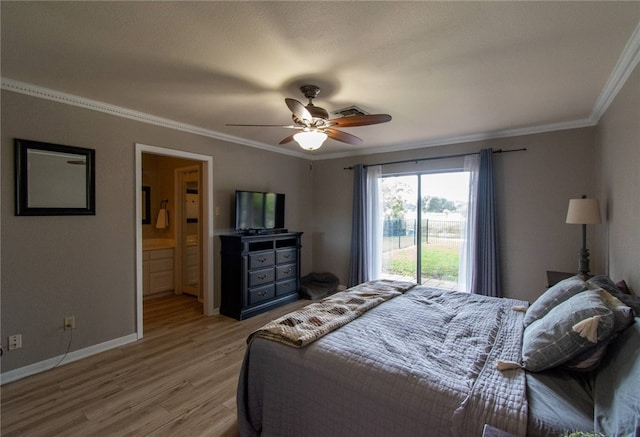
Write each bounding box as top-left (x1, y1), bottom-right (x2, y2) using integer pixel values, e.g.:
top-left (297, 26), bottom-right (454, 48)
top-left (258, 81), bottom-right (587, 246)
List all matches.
top-left (237, 277), bottom-right (640, 437)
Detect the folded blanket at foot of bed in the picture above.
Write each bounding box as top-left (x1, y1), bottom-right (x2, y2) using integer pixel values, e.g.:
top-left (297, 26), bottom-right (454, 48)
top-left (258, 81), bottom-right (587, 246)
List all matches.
top-left (247, 279), bottom-right (416, 347)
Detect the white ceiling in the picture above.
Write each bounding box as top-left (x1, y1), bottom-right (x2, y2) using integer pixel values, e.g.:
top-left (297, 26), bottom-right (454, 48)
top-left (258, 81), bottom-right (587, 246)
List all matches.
top-left (2, 2), bottom-right (639, 159)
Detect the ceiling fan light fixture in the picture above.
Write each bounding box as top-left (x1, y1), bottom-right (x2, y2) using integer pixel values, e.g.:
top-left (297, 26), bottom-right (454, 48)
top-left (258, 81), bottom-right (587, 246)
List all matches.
top-left (293, 130), bottom-right (327, 151)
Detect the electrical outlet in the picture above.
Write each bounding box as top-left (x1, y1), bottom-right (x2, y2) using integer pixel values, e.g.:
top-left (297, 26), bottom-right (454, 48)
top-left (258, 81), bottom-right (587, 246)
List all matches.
top-left (64, 316), bottom-right (76, 330)
top-left (8, 334), bottom-right (22, 350)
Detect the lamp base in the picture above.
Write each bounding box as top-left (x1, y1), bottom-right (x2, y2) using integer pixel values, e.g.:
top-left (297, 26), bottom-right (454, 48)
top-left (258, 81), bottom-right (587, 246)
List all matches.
top-left (578, 247), bottom-right (590, 277)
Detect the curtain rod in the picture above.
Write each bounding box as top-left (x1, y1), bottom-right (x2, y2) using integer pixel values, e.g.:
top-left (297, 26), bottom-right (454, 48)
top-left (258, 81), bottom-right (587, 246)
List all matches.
top-left (343, 148), bottom-right (527, 170)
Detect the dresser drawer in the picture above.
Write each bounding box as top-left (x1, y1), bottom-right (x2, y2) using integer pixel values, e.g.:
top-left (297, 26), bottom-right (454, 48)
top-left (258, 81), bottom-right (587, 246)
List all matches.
top-left (249, 251), bottom-right (275, 269)
top-left (276, 248), bottom-right (296, 264)
top-left (276, 279), bottom-right (297, 296)
top-left (276, 263), bottom-right (296, 281)
top-left (248, 267), bottom-right (275, 287)
top-left (248, 284), bottom-right (275, 305)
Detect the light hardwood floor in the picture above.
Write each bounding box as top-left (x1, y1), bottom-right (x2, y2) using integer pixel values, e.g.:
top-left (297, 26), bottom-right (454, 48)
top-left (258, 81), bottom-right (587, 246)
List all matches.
top-left (1, 295), bottom-right (309, 436)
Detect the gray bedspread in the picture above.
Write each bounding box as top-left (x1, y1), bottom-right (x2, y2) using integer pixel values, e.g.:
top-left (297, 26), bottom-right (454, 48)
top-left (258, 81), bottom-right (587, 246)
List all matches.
top-left (237, 286), bottom-right (529, 437)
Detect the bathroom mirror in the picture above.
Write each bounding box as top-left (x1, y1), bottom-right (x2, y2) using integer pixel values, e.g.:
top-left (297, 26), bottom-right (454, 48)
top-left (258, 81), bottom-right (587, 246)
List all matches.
top-left (142, 186), bottom-right (151, 224)
top-left (14, 138), bottom-right (96, 216)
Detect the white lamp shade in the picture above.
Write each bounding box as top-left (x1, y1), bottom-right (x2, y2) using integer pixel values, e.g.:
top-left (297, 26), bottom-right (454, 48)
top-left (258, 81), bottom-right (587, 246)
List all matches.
top-left (293, 130), bottom-right (327, 151)
top-left (566, 198), bottom-right (601, 224)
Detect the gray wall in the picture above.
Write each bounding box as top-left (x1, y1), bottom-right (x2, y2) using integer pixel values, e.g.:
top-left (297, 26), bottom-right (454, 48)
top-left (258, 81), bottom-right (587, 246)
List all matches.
top-left (312, 128), bottom-right (600, 304)
top-left (596, 63), bottom-right (640, 289)
top-left (2, 62), bottom-right (638, 374)
top-left (1, 91), bottom-right (314, 372)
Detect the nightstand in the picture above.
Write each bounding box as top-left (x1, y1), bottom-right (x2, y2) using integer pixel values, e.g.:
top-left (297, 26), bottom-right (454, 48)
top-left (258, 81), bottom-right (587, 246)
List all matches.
top-left (546, 270), bottom-right (574, 287)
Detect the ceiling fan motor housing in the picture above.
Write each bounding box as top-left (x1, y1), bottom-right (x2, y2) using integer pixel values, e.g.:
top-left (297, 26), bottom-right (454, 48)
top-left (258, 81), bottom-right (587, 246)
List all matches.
top-left (299, 85), bottom-right (329, 120)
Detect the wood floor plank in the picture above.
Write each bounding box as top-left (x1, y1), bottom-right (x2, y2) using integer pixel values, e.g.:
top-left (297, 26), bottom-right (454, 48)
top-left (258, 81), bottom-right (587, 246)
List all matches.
top-left (1, 294), bottom-right (309, 436)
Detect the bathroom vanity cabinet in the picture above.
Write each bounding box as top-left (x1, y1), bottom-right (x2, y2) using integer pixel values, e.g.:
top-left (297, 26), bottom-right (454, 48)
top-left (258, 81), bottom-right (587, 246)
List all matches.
top-left (142, 247), bottom-right (175, 296)
top-left (220, 232), bottom-right (302, 320)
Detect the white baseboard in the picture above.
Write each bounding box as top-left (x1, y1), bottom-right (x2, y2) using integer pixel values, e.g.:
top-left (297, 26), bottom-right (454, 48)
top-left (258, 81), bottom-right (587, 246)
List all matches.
top-left (0, 333), bottom-right (138, 385)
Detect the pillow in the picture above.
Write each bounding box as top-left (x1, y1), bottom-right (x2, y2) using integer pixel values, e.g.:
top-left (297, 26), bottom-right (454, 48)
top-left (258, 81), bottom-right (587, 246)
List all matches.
top-left (587, 275), bottom-right (640, 315)
top-left (562, 289), bottom-right (635, 371)
top-left (610, 292), bottom-right (640, 316)
top-left (524, 275), bottom-right (588, 327)
top-left (615, 279), bottom-right (631, 294)
top-left (587, 275), bottom-right (624, 295)
top-left (522, 289), bottom-right (616, 372)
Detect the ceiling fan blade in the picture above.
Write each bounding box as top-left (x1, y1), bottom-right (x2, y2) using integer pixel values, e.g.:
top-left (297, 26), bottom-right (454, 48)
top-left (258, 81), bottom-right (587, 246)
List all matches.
top-left (279, 134), bottom-right (296, 145)
top-left (328, 114), bottom-right (392, 127)
top-left (226, 123), bottom-right (298, 128)
top-left (285, 98), bottom-right (312, 122)
top-left (325, 128), bottom-right (363, 145)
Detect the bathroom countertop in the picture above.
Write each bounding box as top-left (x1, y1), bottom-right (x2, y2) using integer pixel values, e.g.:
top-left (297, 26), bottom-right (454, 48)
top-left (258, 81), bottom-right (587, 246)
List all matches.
top-left (143, 238), bottom-right (175, 250)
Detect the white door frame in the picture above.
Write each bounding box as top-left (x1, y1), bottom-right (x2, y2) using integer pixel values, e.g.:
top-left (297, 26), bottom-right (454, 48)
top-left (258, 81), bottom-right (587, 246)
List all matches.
top-left (135, 143), bottom-right (215, 339)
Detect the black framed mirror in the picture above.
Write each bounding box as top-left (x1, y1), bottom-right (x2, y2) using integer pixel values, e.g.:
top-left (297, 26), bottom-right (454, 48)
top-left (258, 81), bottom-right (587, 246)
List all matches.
top-left (142, 186), bottom-right (151, 224)
top-left (14, 138), bottom-right (96, 216)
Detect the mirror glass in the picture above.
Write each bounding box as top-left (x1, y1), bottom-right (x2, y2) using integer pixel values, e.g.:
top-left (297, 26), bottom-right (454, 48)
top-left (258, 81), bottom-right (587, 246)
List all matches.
top-left (15, 139), bottom-right (96, 216)
top-left (27, 149), bottom-right (87, 208)
top-left (142, 186), bottom-right (151, 224)
top-left (181, 170), bottom-right (201, 298)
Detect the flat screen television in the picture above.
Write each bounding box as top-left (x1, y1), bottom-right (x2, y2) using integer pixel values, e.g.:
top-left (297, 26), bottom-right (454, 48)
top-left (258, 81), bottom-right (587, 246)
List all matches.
top-left (235, 190), bottom-right (285, 232)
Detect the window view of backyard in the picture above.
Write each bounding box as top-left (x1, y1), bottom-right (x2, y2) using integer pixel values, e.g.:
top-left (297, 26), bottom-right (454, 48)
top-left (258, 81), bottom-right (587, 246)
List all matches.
top-left (380, 172), bottom-right (470, 289)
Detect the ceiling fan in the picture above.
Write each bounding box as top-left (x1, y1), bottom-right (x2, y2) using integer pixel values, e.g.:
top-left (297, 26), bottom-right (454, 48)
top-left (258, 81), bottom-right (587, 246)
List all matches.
top-left (226, 85), bottom-right (392, 150)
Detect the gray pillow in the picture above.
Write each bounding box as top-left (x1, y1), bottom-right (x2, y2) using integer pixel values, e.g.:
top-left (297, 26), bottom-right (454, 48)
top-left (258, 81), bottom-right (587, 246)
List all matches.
top-left (562, 289), bottom-right (635, 371)
top-left (587, 275), bottom-right (640, 315)
top-left (524, 275), bottom-right (588, 327)
top-left (523, 289), bottom-right (616, 372)
top-left (587, 275), bottom-right (623, 295)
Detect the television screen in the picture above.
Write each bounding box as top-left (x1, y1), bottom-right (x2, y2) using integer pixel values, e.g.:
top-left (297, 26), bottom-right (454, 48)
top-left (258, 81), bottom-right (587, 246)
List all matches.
top-left (235, 191), bottom-right (285, 231)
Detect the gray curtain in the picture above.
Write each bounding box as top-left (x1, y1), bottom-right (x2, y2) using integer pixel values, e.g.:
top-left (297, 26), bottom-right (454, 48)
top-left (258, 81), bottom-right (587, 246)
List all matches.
top-left (348, 164), bottom-right (368, 287)
top-left (472, 148), bottom-right (502, 297)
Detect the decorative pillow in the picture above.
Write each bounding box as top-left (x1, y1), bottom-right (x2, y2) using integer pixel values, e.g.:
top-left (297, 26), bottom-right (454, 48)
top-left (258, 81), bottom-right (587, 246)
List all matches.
top-left (587, 275), bottom-right (624, 295)
top-left (562, 289), bottom-right (635, 371)
top-left (609, 292), bottom-right (640, 316)
top-left (524, 275), bottom-right (588, 327)
top-left (587, 276), bottom-right (640, 315)
top-left (522, 289), bottom-right (616, 372)
top-left (615, 279), bottom-right (631, 295)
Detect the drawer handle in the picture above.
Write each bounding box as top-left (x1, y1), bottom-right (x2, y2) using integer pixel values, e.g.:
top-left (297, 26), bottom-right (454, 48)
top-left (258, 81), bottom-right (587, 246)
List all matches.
top-left (257, 291), bottom-right (267, 297)
top-left (282, 254), bottom-right (291, 259)
top-left (283, 268), bottom-right (292, 274)
top-left (258, 274), bottom-right (268, 280)
top-left (258, 257), bottom-right (267, 263)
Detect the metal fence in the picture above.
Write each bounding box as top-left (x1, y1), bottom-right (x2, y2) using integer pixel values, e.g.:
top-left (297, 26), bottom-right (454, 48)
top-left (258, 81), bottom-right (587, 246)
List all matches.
top-left (383, 218), bottom-right (463, 252)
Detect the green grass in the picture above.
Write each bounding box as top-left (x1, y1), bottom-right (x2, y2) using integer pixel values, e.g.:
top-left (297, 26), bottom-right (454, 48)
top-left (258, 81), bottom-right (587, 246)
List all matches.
top-left (384, 244), bottom-right (459, 281)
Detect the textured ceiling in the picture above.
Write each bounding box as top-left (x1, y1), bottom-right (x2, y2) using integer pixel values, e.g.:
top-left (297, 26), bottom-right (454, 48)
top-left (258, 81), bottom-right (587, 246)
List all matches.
top-left (1, 2), bottom-right (639, 158)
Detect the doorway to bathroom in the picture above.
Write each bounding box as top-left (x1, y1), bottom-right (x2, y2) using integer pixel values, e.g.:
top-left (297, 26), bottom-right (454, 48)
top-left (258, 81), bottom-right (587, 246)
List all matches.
top-left (135, 144), bottom-right (214, 340)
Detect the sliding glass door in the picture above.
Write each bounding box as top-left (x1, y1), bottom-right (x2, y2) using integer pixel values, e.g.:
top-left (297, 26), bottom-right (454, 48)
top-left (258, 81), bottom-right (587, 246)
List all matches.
top-left (380, 175), bottom-right (418, 282)
top-left (380, 171), bottom-right (469, 289)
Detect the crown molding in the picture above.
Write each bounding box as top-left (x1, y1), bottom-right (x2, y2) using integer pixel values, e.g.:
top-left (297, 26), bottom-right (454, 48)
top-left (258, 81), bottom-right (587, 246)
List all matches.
top-left (316, 118), bottom-right (597, 161)
top-left (3, 15), bottom-right (639, 165)
top-left (0, 78), bottom-right (310, 160)
top-left (591, 20), bottom-right (640, 123)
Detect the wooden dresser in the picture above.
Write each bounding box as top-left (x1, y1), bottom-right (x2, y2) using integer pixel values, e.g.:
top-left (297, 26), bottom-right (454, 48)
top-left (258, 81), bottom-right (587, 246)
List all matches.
top-left (220, 231), bottom-right (302, 320)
